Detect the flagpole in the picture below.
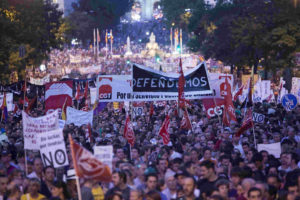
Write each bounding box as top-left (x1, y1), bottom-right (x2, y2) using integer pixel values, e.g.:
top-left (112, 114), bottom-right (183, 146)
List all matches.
top-left (110, 29), bottom-right (113, 56)
top-left (69, 134), bottom-right (82, 200)
top-left (23, 78), bottom-right (27, 110)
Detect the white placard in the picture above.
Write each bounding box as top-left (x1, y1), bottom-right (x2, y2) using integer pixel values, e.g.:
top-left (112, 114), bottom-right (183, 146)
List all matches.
top-left (23, 110), bottom-right (59, 150)
top-left (66, 107), bottom-right (93, 126)
top-left (90, 87), bottom-right (97, 104)
top-left (257, 142), bottom-right (281, 158)
top-left (59, 120), bottom-right (65, 129)
top-left (252, 112), bottom-right (265, 124)
top-left (94, 145), bottom-right (113, 171)
top-left (0, 93), bottom-right (13, 111)
top-left (38, 129), bottom-right (69, 168)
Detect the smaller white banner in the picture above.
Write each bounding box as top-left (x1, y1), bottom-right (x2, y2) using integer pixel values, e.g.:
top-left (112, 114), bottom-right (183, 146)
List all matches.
top-left (94, 145), bottom-right (113, 171)
top-left (257, 142), bottom-right (281, 158)
top-left (38, 129), bottom-right (69, 168)
top-left (0, 93), bottom-right (13, 111)
top-left (66, 107), bottom-right (93, 126)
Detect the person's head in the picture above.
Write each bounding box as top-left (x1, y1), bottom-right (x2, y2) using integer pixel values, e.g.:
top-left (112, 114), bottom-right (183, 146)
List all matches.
top-left (267, 174), bottom-right (280, 189)
top-left (112, 171), bottom-right (127, 187)
top-left (247, 187), bottom-right (262, 200)
top-left (131, 147), bottom-right (140, 160)
top-left (28, 178), bottom-right (41, 195)
top-left (157, 158), bottom-right (167, 172)
top-left (137, 163), bottom-right (147, 176)
top-left (0, 150), bottom-right (11, 164)
top-left (286, 182), bottom-right (299, 197)
top-left (164, 171), bottom-right (176, 191)
top-left (241, 178), bottom-right (256, 194)
top-left (254, 182), bottom-right (269, 200)
top-left (183, 176), bottom-right (196, 198)
top-left (215, 179), bottom-right (229, 198)
top-left (203, 148), bottom-right (212, 160)
top-left (146, 173), bottom-right (158, 191)
top-left (116, 148), bottom-right (125, 160)
top-left (130, 189), bottom-right (143, 200)
top-left (219, 154), bottom-right (231, 167)
top-left (230, 166), bottom-right (242, 187)
top-left (185, 161), bottom-right (196, 176)
top-left (0, 175), bottom-right (8, 195)
top-left (51, 180), bottom-right (69, 199)
top-left (44, 166), bottom-right (55, 182)
top-left (242, 142), bottom-right (250, 153)
top-left (145, 190), bottom-right (161, 200)
top-left (200, 160), bottom-right (216, 180)
top-left (33, 157), bottom-right (43, 174)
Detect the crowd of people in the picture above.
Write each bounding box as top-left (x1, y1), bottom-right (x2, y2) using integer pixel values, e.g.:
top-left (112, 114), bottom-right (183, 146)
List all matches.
top-left (0, 81), bottom-right (300, 200)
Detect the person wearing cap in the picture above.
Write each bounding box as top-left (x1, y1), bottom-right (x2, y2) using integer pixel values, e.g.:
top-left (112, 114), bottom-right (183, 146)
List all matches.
top-left (162, 170), bottom-right (177, 200)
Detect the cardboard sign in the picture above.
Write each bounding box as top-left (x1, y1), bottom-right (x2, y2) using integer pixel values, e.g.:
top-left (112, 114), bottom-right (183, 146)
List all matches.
top-left (38, 129), bottom-right (69, 168)
top-left (252, 112), bottom-right (265, 124)
top-left (257, 142), bottom-right (281, 158)
top-left (94, 145), bottom-right (113, 171)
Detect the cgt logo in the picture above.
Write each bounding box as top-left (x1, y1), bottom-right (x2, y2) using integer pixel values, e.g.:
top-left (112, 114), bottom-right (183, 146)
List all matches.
top-left (98, 77), bottom-right (112, 100)
top-left (207, 105), bottom-right (224, 117)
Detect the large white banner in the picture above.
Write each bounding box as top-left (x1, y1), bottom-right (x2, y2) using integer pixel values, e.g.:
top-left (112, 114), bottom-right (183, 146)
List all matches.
top-left (66, 107), bottom-right (93, 126)
top-left (94, 145), bottom-right (113, 171)
top-left (23, 110), bottom-right (59, 150)
top-left (38, 129), bottom-right (69, 168)
top-left (0, 93), bottom-right (13, 111)
top-left (97, 75), bottom-right (132, 102)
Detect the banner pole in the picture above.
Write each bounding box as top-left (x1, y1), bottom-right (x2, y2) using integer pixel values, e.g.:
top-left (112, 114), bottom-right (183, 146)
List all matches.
top-left (69, 134), bottom-right (82, 200)
top-left (23, 77), bottom-right (27, 110)
top-left (25, 149), bottom-right (28, 176)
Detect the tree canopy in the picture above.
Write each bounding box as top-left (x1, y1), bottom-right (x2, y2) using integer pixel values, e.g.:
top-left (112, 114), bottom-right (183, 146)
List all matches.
top-left (66, 0), bottom-right (133, 45)
top-left (162, 0), bottom-right (300, 72)
top-left (0, 0), bottom-right (64, 83)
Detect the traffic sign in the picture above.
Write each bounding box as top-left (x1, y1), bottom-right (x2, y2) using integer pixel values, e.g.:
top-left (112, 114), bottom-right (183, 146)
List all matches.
top-left (282, 94), bottom-right (298, 111)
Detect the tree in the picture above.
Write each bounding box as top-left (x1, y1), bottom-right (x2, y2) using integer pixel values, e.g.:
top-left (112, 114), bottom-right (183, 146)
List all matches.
top-left (0, 0), bottom-right (64, 83)
top-left (163, 0), bottom-right (300, 74)
top-left (67, 0), bottom-right (133, 45)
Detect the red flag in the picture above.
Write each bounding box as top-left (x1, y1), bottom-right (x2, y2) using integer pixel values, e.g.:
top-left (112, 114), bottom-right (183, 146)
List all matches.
top-left (84, 82), bottom-right (88, 99)
top-left (178, 58), bottom-right (185, 109)
top-left (75, 84), bottom-right (81, 100)
top-left (13, 104), bottom-right (18, 114)
top-left (235, 108), bottom-right (253, 137)
top-left (149, 102), bottom-right (154, 117)
top-left (25, 96), bottom-right (37, 114)
top-left (222, 77), bottom-right (237, 126)
top-left (159, 115), bottom-right (170, 145)
top-left (266, 94), bottom-right (272, 102)
top-left (123, 115), bottom-right (135, 147)
top-left (180, 108), bottom-right (192, 130)
top-left (233, 84), bottom-right (244, 101)
top-left (69, 134), bottom-right (111, 182)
